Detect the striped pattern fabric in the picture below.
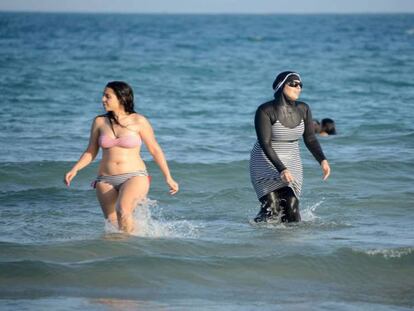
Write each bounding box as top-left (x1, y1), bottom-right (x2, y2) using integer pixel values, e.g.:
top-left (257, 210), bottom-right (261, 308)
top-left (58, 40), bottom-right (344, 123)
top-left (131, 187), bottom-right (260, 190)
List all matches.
top-left (93, 170), bottom-right (149, 191)
top-left (250, 120), bottom-right (304, 199)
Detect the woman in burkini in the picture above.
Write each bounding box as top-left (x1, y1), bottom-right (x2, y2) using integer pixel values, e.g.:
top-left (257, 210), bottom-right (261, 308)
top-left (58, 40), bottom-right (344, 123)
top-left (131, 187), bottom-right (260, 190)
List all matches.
top-left (250, 71), bottom-right (330, 223)
top-left (65, 81), bottom-right (179, 233)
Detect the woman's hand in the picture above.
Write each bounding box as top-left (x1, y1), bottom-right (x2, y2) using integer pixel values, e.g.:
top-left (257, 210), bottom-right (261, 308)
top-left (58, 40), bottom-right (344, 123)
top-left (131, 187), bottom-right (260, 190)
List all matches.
top-left (280, 169), bottom-right (294, 183)
top-left (321, 160), bottom-right (331, 180)
top-left (166, 177), bottom-right (179, 195)
top-left (64, 169), bottom-right (77, 187)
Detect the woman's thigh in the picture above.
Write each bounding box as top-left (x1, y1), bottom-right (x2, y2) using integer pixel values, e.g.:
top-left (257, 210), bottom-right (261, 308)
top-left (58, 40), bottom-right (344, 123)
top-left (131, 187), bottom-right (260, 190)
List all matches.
top-left (95, 181), bottom-right (118, 218)
top-left (117, 176), bottom-right (150, 214)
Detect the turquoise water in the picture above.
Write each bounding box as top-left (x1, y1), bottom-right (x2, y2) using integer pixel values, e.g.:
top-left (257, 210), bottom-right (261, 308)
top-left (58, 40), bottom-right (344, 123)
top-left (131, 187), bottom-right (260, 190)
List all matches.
top-left (0, 13), bottom-right (414, 310)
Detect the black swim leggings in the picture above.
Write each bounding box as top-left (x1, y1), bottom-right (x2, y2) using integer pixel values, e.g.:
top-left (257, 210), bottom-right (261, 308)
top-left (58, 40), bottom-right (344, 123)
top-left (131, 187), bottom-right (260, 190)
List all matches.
top-left (259, 187), bottom-right (301, 222)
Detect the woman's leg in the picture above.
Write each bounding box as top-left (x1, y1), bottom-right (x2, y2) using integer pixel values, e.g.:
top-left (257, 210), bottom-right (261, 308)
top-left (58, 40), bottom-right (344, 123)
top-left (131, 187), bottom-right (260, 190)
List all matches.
top-left (254, 191), bottom-right (281, 223)
top-left (254, 187), bottom-right (300, 223)
top-left (95, 182), bottom-right (119, 227)
top-left (278, 187), bottom-right (301, 222)
top-left (285, 194), bottom-right (300, 222)
top-left (117, 176), bottom-right (150, 233)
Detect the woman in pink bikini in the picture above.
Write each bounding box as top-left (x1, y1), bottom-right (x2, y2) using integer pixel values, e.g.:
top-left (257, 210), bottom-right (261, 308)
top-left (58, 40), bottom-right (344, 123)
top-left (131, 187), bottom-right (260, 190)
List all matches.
top-left (64, 81), bottom-right (179, 233)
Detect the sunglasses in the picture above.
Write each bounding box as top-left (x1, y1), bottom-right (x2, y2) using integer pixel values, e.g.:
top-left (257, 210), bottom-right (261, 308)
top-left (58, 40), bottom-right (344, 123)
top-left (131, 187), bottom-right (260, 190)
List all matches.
top-left (287, 81), bottom-right (303, 88)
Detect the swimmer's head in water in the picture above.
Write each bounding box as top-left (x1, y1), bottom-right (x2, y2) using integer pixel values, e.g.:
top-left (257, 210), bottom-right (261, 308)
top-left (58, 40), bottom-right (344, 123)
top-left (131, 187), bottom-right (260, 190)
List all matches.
top-left (321, 118), bottom-right (336, 135)
top-left (105, 81), bottom-right (135, 114)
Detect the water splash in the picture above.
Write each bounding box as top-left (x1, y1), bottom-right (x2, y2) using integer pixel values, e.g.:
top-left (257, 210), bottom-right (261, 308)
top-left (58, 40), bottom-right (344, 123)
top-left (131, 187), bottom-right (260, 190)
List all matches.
top-left (301, 199), bottom-right (324, 222)
top-left (104, 198), bottom-right (199, 239)
top-left (249, 198), bottom-right (325, 229)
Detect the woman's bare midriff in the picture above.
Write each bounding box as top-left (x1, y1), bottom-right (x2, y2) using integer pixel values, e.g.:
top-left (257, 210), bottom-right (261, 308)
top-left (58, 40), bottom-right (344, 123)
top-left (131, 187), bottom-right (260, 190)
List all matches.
top-left (98, 147), bottom-right (146, 176)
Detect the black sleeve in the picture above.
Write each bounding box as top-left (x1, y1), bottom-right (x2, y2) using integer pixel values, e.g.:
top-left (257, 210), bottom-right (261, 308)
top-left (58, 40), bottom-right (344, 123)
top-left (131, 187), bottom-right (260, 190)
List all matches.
top-left (302, 104), bottom-right (326, 164)
top-left (254, 107), bottom-right (287, 172)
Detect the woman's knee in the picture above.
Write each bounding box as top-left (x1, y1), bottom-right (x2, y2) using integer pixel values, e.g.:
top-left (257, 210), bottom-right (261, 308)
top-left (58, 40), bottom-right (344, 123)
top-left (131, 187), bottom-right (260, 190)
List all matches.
top-left (117, 195), bottom-right (145, 216)
top-left (116, 201), bottom-right (132, 216)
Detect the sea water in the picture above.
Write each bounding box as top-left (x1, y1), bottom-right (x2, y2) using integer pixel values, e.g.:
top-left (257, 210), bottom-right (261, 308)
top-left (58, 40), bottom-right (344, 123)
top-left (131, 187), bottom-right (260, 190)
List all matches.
top-left (0, 13), bottom-right (413, 310)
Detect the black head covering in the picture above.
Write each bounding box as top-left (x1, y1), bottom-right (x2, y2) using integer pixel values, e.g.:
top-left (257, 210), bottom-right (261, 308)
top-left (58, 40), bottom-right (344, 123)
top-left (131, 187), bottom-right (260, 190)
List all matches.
top-left (272, 71), bottom-right (301, 93)
top-left (272, 71), bottom-right (302, 127)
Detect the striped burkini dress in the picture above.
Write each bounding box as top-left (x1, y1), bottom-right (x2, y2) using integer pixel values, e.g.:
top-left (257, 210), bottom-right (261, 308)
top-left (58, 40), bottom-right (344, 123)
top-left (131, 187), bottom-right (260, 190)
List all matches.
top-left (250, 119), bottom-right (304, 200)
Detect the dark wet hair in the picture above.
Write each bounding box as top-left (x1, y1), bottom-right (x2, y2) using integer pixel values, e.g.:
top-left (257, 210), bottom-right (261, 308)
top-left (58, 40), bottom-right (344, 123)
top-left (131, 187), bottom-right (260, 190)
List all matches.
top-left (321, 118), bottom-right (336, 135)
top-left (105, 81), bottom-right (136, 126)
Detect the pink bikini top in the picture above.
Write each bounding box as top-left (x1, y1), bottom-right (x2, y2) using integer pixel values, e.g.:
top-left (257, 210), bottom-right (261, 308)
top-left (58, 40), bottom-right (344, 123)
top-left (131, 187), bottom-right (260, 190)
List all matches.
top-left (99, 134), bottom-right (142, 149)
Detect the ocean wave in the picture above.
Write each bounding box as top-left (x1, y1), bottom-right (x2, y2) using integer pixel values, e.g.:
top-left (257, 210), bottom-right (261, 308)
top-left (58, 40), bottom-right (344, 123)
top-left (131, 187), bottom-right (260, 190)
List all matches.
top-left (1, 247), bottom-right (413, 307)
top-left (1, 246), bottom-right (413, 282)
top-left (361, 247), bottom-right (414, 259)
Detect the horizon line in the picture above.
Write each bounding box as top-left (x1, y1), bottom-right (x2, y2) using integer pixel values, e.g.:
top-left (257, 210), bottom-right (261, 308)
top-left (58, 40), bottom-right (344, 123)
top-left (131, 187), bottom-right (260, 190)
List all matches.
top-left (1, 10), bottom-right (414, 15)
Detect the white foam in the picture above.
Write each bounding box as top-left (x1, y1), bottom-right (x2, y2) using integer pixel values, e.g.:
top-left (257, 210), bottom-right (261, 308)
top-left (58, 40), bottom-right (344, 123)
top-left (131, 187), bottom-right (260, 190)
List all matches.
top-left (104, 198), bottom-right (199, 239)
top-left (365, 247), bottom-right (414, 259)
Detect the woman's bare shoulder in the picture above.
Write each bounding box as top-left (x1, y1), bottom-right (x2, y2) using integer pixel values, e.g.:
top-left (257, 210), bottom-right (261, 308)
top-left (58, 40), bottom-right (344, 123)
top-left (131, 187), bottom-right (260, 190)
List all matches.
top-left (132, 113), bottom-right (150, 124)
top-left (94, 115), bottom-right (107, 124)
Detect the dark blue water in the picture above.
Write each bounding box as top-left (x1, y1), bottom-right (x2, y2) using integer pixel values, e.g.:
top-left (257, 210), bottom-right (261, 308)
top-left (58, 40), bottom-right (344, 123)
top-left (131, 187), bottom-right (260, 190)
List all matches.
top-left (1, 13), bottom-right (414, 310)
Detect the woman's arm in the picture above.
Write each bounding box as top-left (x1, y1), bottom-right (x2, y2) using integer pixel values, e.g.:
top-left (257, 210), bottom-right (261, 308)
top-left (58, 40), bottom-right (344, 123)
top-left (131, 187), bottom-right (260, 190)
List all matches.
top-left (302, 104), bottom-right (326, 163)
top-left (255, 107), bottom-right (287, 172)
top-left (64, 117), bottom-right (101, 186)
top-left (139, 116), bottom-right (179, 195)
top-left (302, 104), bottom-right (330, 180)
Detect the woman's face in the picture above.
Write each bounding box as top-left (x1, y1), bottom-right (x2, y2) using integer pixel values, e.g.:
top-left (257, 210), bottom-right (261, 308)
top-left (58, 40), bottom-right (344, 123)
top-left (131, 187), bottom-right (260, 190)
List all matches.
top-left (102, 87), bottom-right (121, 112)
top-left (283, 80), bottom-right (302, 101)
